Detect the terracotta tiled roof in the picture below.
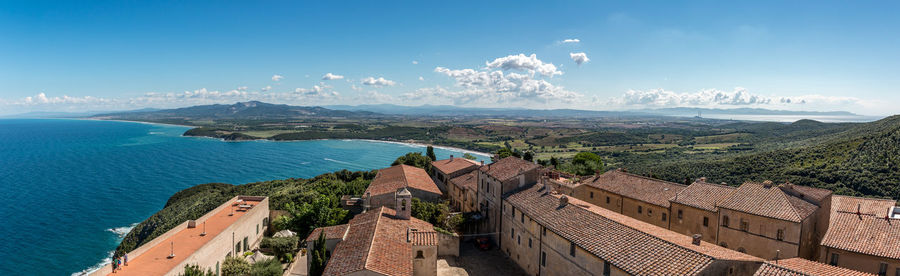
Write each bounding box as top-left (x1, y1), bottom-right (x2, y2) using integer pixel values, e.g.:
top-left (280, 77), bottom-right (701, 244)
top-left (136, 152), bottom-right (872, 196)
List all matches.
top-left (432, 157), bottom-right (479, 175)
top-left (409, 230), bottom-right (438, 246)
top-left (323, 207), bottom-right (434, 276)
top-left (671, 180), bottom-right (736, 212)
top-left (820, 211), bottom-right (900, 259)
top-left (479, 156), bottom-right (540, 182)
top-left (782, 184), bottom-right (832, 203)
top-left (584, 170), bottom-right (686, 208)
top-left (449, 170), bottom-right (477, 191)
top-left (831, 195), bottom-right (896, 216)
top-left (505, 184), bottom-right (761, 276)
top-left (718, 182), bottom-right (818, 222)
top-left (754, 258), bottom-right (875, 276)
top-left (305, 224), bottom-right (349, 242)
top-left (365, 165), bottom-right (442, 197)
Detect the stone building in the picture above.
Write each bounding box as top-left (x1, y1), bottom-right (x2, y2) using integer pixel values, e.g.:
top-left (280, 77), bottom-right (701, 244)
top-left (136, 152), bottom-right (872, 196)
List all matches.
top-left (573, 169), bottom-right (686, 229)
top-left (669, 179), bottom-right (737, 244)
top-left (716, 181), bottom-right (832, 260)
top-left (307, 188), bottom-right (459, 276)
top-left (818, 195), bottom-right (900, 275)
top-left (476, 156), bottom-right (541, 244)
top-left (754, 257), bottom-right (875, 276)
top-left (447, 170), bottom-right (478, 212)
top-left (502, 184), bottom-right (764, 276)
top-left (431, 156), bottom-right (480, 192)
top-left (90, 196), bottom-right (270, 276)
top-left (362, 164), bottom-right (442, 209)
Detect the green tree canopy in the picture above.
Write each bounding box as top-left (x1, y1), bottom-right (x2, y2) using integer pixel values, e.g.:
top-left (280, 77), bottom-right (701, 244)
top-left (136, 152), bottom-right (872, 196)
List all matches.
top-left (392, 152), bottom-right (433, 172)
top-left (222, 255), bottom-right (250, 276)
top-left (426, 146), bottom-right (437, 161)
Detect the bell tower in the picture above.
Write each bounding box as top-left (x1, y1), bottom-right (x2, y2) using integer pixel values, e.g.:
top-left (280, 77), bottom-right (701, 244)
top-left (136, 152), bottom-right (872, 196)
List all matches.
top-left (396, 187), bottom-right (412, 220)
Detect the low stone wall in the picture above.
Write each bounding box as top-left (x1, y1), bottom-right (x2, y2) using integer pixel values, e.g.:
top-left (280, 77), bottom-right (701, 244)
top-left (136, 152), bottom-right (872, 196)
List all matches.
top-left (437, 232), bottom-right (460, 257)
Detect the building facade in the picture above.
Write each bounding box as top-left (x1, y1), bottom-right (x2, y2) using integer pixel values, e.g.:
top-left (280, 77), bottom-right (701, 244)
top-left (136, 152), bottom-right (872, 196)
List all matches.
top-left (364, 164), bottom-right (442, 209)
top-left (431, 156), bottom-right (480, 193)
top-left (476, 156), bottom-right (541, 244)
top-left (819, 195), bottom-right (900, 275)
top-left (572, 169), bottom-right (685, 229)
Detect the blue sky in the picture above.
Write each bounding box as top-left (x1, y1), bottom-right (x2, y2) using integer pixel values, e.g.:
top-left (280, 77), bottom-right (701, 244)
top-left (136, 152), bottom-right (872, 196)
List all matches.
top-left (1, 1), bottom-right (898, 115)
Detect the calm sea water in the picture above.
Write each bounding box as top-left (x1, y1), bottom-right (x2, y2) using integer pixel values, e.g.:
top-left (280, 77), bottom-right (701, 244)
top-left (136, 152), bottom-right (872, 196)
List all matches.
top-left (0, 119), bottom-right (489, 275)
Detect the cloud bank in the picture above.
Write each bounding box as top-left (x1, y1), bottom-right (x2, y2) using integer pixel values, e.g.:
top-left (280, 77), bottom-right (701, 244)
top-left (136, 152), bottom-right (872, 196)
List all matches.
top-left (322, 73), bottom-right (344, 80)
top-left (569, 52), bottom-right (590, 65)
top-left (361, 77), bottom-right (396, 86)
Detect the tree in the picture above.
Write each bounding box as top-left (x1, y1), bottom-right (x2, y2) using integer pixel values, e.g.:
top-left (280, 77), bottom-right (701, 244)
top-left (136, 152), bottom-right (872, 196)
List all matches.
top-left (560, 152), bottom-right (605, 176)
top-left (392, 152), bottom-right (433, 172)
top-left (222, 255), bottom-right (250, 276)
top-left (282, 195), bottom-right (349, 238)
top-left (462, 153), bottom-right (477, 160)
top-left (260, 236), bottom-right (299, 262)
top-left (411, 198), bottom-right (453, 230)
top-left (426, 146), bottom-right (437, 161)
top-left (522, 151), bottom-right (534, 162)
top-left (550, 156), bottom-right (559, 168)
top-left (309, 232), bottom-right (328, 276)
top-left (180, 264), bottom-right (215, 276)
top-left (249, 258), bottom-right (282, 276)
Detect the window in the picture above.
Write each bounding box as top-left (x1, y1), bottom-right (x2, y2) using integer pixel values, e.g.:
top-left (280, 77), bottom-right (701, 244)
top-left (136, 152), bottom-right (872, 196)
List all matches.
top-left (606, 196), bottom-right (610, 204)
top-left (511, 207), bottom-right (515, 218)
top-left (517, 235), bottom-right (520, 244)
top-left (401, 199), bottom-right (407, 211)
top-left (256, 224), bottom-right (259, 235)
top-left (723, 216), bottom-right (730, 227)
top-left (895, 268), bottom-right (899, 276)
top-left (677, 209), bottom-right (683, 219)
top-left (243, 237), bottom-right (249, 251)
top-left (541, 252), bottom-right (546, 266)
top-left (529, 238), bottom-right (532, 248)
top-left (590, 191), bottom-right (594, 198)
top-left (777, 229), bottom-right (785, 241)
top-left (878, 263), bottom-right (887, 276)
top-left (511, 228), bottom-right (515, 239)
top-left (569, 242), bottom-right (576, 257)
top-left (235, 241), bottom-right (241, 254)
top-left (638, 206), bottom-right (643, 214)
top-left (740, 220), bottom-right (749, 232)
top-left (829, 253), bottom-right (839, 266)
top-left (521, 213), bottom-right (524, 223)
top-left (703, 217), bottom-right (709, 227)
top-left (648, 208), bottom-right (653, 216)
top-left (542, 227), bottom-right (547, 236)
top-left (662, 213), bottom-right (667, 221)
top-left (603, 262), bottom-right (611, 276)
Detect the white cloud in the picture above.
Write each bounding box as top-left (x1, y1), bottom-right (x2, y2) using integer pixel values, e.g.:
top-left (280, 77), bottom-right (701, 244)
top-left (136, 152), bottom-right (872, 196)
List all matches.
top-left (237, 86), bottom-right (248, 91)
top-left (361, 77), bottom-right (397, 86)
top-left (562, 38), bottom-right (580, 44)
top-left (605, 87), bottom-right (866, 110)
top-left (261, 85), bottom-right (272, 92)
top-left (423, 53), bottom-right (580, 106)
top-left (412, 60), bottom-right (419, 65)
top-left (322, 73), bottom-right (345, 80)
top-left (485, 53), bottom-right (562, 77)
top-left (569, 52), bottom-right (590, 65)
top-left (418, 76), bottom-right (425, 81)
top-left (272, 74), bottom-right (284, 81)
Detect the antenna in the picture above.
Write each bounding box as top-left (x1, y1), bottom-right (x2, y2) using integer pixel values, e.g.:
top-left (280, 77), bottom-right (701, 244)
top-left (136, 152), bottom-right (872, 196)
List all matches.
top-left (200, 221), bottom-right (207, 236)
top-left (167, 241), bottom-right (175, 259)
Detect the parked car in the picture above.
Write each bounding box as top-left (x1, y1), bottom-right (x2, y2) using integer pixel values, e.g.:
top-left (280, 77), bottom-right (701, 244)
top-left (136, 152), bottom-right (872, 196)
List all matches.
top-left (475, 237), bottom-right (492, 250)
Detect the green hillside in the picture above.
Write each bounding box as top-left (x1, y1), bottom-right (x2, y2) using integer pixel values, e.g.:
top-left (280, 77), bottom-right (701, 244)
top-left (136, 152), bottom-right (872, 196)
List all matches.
top-left (115, 170), bottom-right (375, 257)
top-left (630, 115), bottom-right (900, 199)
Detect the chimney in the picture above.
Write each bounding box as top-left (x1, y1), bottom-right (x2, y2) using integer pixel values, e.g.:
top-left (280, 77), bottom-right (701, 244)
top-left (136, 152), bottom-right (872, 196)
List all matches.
top-left (857, 204), bottom-right (861, 216)
top-left (691, 234), bottom-right (702, 245)
top-left (450, 154), bottom-right (454, 159)
top-left (699, 177), bottom-right (707, 182)
top-left (480, 160), bottom-right (484, 166)
top-left (559, 195), bottom-right (569, 207)
top-left (775, 250), bottom-right (781, 262)
top-left (763, 180), bottom-right (774, 188)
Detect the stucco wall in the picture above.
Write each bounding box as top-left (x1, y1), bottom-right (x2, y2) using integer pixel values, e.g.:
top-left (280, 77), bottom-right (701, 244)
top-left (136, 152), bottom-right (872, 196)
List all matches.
top-left (437, 232), bottom-right (460, 257)
top-left (573, 185), bottom-right (623, 213)
top-left (412, 244), bottom-right (438, 276)
top-left (819, 247), bottom-right (900, 276)
top-left (621, 197), bottom-right (670, 229)
top-left (670, 203), bottom-right (719, 243)
top-left (718, 208), bottom-right (800, 260)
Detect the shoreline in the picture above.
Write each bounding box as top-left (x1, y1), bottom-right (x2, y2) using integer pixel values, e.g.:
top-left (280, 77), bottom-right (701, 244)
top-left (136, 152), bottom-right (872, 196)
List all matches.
top-left (90, 118), bottom-right (494, 158)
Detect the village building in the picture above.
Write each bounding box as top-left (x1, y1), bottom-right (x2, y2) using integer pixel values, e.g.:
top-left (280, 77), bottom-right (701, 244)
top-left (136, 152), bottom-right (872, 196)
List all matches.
top-left (476, 156), bottom-right (541, 243)
top-left (447, 170), bottom-right (478, 212)
top-left (90, 196), bottom-right (270, 276)
top-left (306, 188), bottom-right (459, 276)
top-left (539, 170), bottom-right (579, 196)
top-left (502, 183), bottom-right (764, 276)
top-left (754, 257), bottom-right (875, 276)
top-left (716, 181), bottom-right (832, 260)
top-left (573, 169), bottom-right (686, 229)
top-left (362, 164), bottom-right (442, 209)
top-left (431, 156), bottom-right (480, 192)
top-left (669, 178), bottom-right (737, 244)
top-left (818, 195), bottom-right (900, 275)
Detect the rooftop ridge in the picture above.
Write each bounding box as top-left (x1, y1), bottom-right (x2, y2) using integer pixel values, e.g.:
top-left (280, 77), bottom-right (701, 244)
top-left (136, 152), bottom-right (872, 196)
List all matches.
top-left (774, 183), bottom-right (804, 222)
top-left (361, 207), bottom-right (385, 274)
top-left (612, 169), bottom-right (688, 187)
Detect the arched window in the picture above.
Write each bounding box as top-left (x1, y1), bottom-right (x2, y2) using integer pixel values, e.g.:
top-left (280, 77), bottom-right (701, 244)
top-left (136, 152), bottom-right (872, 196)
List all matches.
top-left (415, 250), bottom-right (424, 259)
top-left (723, 216), bottom-right (730, 227)
top-left (401, 199), bottom-right (407, 211)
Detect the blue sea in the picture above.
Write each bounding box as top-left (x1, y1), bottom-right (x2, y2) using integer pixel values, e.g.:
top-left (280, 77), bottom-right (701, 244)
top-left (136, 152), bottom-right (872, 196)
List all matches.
top-left (0, 119), bottom-right (490, 275)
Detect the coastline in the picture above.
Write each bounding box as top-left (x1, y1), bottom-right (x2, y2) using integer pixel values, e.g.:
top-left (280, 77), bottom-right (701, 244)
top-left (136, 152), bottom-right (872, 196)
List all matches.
top-left (81, 118), bottom-right (197, 128)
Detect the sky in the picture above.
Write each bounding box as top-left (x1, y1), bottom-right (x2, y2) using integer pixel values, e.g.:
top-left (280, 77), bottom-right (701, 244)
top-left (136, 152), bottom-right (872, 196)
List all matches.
top-left (1, 1), bottom-right (899, 116)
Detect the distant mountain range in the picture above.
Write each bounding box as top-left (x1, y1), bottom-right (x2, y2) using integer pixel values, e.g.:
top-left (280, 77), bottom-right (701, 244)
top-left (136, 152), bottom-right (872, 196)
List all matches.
top-left (91, 101), bottom-right (378, 120)
top-left (4, 101), bottom-right (862, 121)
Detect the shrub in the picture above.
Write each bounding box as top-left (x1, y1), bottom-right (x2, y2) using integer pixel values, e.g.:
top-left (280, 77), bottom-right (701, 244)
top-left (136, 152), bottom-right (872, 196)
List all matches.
top-left (249, 258), bottom-right (282, 276)
top-left (180, 264), bottom-right (215, 276)
top-left (260, 236), bottom-right (298, 262)
top-left (222, 255), bottom-right (250, 276)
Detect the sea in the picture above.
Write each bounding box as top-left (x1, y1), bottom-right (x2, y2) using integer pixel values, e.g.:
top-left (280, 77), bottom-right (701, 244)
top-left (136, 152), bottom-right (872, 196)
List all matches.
top-left (0, 119), bottom-right (491, 275)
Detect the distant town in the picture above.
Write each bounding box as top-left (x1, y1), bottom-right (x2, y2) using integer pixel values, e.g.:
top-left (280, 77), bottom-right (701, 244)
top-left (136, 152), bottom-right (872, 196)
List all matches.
top-left (93, 153), bottom-right (899, 276)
